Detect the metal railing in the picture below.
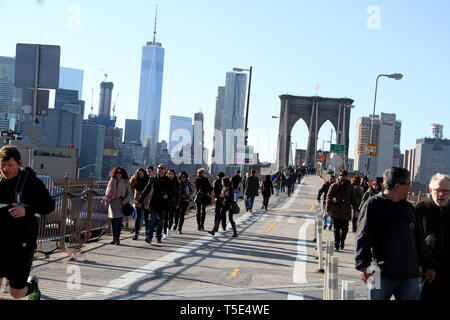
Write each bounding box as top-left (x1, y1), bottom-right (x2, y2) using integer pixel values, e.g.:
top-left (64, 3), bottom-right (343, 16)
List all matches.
top-left (36, 175), bottom-right (109, 253)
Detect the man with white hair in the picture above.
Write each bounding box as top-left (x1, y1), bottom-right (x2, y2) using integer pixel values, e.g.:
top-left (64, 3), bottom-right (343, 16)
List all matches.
top-left (416, 173), bottom-right (450, 300)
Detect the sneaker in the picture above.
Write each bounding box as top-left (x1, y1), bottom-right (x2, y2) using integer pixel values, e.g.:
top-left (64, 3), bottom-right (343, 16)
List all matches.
top-left (157, 239), bottom-right (162, 244)
top-left (145, 237), bottom-right (151, 244)
top-left (3, 285), bottom-right (9, 294)
top-left (116, 240), bottom-right (120, 245)
top-left (27, 276), bottom-right (41, 300)
top-left (110, 239), bottom-right (117, 244)
top-left (167, 230), bottom-right (171, 238)
top-left (132, 235), bottom-right (138, 240)
top-left (163, 234), bottom-right (167, 240)
top-left (177, 230), bottom-right (182, 235)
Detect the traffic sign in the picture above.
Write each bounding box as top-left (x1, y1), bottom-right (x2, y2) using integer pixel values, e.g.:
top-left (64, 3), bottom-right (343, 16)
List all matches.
top-left (331, 144), bottom-right (345, 154)
top-left (366, 144), bottom-right (377, 155)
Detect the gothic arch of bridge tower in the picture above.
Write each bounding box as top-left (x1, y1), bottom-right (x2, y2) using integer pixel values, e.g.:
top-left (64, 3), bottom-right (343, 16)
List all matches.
top-left (277, 95), bottom-right (354, 170)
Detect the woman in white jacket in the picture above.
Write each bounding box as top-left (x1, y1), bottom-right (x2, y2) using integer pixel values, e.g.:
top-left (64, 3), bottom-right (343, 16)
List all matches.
top-left (104, 166), bottom-right (132, 245)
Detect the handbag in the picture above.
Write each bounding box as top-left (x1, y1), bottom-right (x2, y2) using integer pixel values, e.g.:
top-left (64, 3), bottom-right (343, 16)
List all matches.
top-left (194, 191), bottom-right (204, 204)
top-left (122, 202), bottom-right (134, 216)
top-left (231, 201), bottom-right (240, 215)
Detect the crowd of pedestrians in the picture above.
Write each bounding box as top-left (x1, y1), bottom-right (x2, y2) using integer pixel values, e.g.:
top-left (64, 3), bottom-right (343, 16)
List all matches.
top-left (317, 163), bottom-right (450, 300)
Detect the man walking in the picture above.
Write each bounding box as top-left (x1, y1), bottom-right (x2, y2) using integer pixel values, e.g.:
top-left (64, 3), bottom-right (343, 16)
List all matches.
top-left (415, 173), bottom-right (450, 300)
top-left (317, 175), bottom-right (335, 230)
top-left (139, 164), bottom-right (169, 244)
top-left (244, 169), bottom-right (259, 212)
top-left (213, 172), bottom-right (226, 231)
top-left (231, 170), bottom-right (242, 203)
top-left (355, 167), bottom-right (436, 300)
top-left (326, 170), bottom-right (359, 251)
top-left (0, 146), bottom-right (55, 300)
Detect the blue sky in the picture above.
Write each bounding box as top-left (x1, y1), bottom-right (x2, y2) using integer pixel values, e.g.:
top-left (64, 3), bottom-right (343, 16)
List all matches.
top-left (1, 0), bottom-right (449, 163)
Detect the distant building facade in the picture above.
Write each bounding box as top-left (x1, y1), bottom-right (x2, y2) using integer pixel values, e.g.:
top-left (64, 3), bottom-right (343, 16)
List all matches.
top-left (354, 112), bottom-right (402, 179)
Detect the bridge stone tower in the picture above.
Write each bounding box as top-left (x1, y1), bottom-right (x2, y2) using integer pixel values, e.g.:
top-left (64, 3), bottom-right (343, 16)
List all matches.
top-left (277, 95), bottom-right (354, 170)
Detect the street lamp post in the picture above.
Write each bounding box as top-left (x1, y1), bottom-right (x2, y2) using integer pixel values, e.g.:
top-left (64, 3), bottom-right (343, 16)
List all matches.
top-left (367, 73), bottom-right (403, 178)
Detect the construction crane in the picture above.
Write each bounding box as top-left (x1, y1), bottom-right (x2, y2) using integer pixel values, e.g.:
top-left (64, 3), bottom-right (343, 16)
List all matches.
top-left (100, 68), bottom-right (108, 82)
top-left (112, 90), bottom-right (119, 117)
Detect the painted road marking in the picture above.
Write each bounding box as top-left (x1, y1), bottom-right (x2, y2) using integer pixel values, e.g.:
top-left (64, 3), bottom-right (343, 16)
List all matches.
top-left (230, 269), bottom-right (240, 278)
top-left (266, 222), bottom-right (277, 233)
top-left (293, 218), bottom-right (315, 284)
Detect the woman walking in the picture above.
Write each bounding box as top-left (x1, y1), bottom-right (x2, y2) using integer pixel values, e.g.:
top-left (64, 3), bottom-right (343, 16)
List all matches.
top-left (130, 168), bottom-right (149, 240)
top-left (261, 175), bottom-right (274, 210)
top-left (104, 167), bottom-right (132, 245)
top-left (194, 168), bottom-right (212, 231)
top-left (174, 171), bottom-right (192, 234)
top-left (165, 169), bottom-right (180, 239)
top-left (208, 177), bottom-right (238, 237)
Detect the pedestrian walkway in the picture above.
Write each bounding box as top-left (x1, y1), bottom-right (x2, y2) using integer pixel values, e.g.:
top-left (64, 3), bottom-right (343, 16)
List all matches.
top-left (0, 175), bottom-right (368, 300)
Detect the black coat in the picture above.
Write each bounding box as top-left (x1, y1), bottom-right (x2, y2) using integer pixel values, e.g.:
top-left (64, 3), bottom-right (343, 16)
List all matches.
top-left (0, 167), bottom-right (55, 252)
top-left (139, 175), bottom-right (170, 211)
top-left (261, 180), bottom-right (274, 196)
top-left (416, 199), bottom-right (450, 272)
top-left (355, 193), bottom-right (436, 280)
top-left (317, 181), bottom-right (331, 205)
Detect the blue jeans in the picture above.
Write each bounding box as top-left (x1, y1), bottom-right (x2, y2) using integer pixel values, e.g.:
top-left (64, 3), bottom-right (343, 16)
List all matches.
top-left (234, 189), bottom-right (241, 203)
top-left (245, 196), bottom-right (255, 210)
top-left (368, 275), bottom-right (421, 300)
top-left (111, 217), bottom-right (123, 240)
top-left (147, 209), bottom-right (164, 241)
top-left (322, 204), bottom-right (333, 228)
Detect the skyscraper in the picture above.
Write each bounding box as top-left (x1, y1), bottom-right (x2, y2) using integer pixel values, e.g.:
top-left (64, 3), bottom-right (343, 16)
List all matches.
top-left (79, 121), bottom-right (105, 178)
top-left (210, 71), bottom-right (248, 175)
top-left (124, 119), bottom-right (142, 145)
top-left (98, 81), bottom-right (114, 117)
top-left (59, 67), bottom-right (84, 100)
top-left (168, 115), bottom-right (192, 158)
top-left (137, 5), bottom-right (165, 164)
top-left (0, 56), bottom-right (22, 131)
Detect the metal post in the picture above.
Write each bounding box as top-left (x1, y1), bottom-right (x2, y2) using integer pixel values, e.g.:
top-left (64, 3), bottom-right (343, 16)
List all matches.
top-left (341, 280), bottom-right (355, 300)
top-left (85, 173), bottom-right (94, 242)
top-left (330, 256), bottom-right (339, 300)
top-left (59, 173), bottom-right (69, 249)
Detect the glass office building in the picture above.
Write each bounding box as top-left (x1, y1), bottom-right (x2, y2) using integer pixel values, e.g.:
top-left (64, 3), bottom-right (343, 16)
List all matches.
top-left (137, 41), bottom-right (165, 163)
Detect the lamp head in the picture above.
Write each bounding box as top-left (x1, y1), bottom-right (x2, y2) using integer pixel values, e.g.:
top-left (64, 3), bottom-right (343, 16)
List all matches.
top-left (388, 73), bottom-right (403, 80)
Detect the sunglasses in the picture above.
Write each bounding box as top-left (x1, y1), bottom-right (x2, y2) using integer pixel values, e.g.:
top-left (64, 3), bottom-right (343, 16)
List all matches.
top-left (158, 167), bottom-right (165, 170)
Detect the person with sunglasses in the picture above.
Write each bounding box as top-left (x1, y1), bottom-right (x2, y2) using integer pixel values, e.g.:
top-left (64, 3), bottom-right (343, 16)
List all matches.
top-left (104, 167), bottom-right (131, 245)
top-left (139, 164), bottom-right (169, 244)
top-left (174, 171), bottom-right (192, 234)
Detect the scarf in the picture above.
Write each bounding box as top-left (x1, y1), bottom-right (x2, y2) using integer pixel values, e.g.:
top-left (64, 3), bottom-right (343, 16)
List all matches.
top-left (104, 178), bottom-right (126, 202)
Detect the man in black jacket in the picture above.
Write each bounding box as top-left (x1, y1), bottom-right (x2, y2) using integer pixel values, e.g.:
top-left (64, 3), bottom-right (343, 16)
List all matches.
top-left (139, 164), bottom-right (169, 244)
top-left (213, 172), bottom-right (226, 231)
top-left (416, 173), bottom-right (450, 300)
top-left (355, 167), bottom-right (436, 300)
top-left (0, 146), bottom-right (55, 300)
top-left (317, 175), bottom-right (335, 230)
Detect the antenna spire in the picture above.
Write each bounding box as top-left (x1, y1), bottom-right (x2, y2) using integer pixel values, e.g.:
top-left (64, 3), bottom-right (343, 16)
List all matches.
top-left (153, 1), bottom-right (158, 43)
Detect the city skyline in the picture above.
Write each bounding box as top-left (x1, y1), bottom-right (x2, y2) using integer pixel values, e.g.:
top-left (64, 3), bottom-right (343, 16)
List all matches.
top-left (1, 1), bottom-right (450, 164)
